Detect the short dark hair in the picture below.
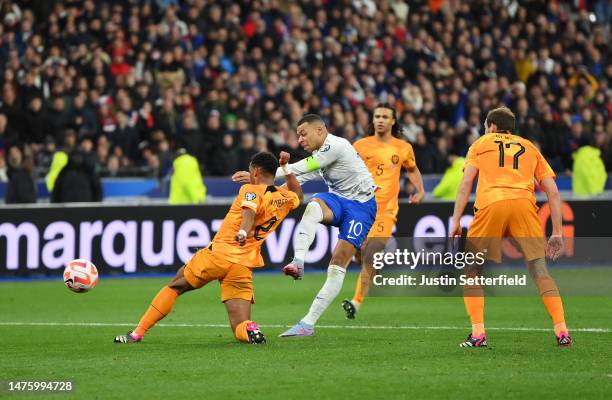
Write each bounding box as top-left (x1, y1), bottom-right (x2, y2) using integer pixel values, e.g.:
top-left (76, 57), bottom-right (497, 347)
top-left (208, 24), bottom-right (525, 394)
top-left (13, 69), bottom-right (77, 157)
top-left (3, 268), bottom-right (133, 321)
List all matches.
top-left (297, 114), bottom-right (325, 126)
top-left (250, 151), bottom-right (279, 176)
top-left (367, 103), bottom-right (400, 138)
top-left (486, 107), bottom-right (515, 133)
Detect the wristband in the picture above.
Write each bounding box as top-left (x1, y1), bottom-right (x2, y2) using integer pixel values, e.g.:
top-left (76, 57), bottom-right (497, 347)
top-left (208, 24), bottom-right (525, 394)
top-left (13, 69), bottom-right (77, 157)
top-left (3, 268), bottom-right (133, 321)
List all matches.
top-left (281, 164), bottom-right (292, 176)
top-left (238, 229), bottom-right (247, 238)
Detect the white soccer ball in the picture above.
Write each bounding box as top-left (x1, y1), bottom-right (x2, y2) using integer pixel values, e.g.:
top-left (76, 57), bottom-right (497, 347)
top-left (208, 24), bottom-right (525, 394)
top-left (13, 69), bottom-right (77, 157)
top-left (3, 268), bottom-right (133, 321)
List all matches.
top-left (63, 259), bottom-right (99, 293)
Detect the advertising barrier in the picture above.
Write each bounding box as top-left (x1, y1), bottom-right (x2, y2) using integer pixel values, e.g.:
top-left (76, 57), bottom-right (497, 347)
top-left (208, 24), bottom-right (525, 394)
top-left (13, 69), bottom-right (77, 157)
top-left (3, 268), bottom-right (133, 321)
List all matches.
top-left (0, 200), bottom-right (610, 276)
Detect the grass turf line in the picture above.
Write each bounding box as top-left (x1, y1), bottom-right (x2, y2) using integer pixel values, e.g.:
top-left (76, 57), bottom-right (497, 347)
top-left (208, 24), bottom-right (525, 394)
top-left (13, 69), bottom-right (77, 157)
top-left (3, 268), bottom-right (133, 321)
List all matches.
top-left (1, 273), bottom-right (611, 400)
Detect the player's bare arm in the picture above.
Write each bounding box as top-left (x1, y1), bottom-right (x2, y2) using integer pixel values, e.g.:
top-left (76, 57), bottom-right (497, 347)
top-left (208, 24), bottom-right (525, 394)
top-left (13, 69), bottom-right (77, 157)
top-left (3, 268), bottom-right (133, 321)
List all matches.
top-left (450, 165), bottom-right (479, 238)
top-left (406, 166), bottom-right (425, 204)
top-left (236, 208), bottom-right (256, 246)
top-left (540, 177), bottom-right (564, 261)
top-left (231, 170), bottom-right (251, 183)
top-left (279, 151), bottom-right (304, 202)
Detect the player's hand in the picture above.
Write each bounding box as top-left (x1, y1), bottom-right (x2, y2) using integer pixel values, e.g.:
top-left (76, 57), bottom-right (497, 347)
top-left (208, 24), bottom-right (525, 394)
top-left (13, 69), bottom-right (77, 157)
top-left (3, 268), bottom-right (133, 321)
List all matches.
top-left (235, 229), bottom-right (247, 246)
top-left (546, 234), bottom-right (564, 261)
top-left (279, 151), bottom-right (290, 166)
top-left (232, 171), bottom-right (250, 183)
top-left (409, 190), bottom-right (425, 204)
top-left (449, 219), bottom-right (462, 238)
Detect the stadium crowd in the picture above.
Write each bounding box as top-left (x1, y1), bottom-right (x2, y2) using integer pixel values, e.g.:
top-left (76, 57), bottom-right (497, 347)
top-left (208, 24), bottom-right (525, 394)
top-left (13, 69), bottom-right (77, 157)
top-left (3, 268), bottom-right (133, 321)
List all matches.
top-left (0, 0), bottom-right (610, 190)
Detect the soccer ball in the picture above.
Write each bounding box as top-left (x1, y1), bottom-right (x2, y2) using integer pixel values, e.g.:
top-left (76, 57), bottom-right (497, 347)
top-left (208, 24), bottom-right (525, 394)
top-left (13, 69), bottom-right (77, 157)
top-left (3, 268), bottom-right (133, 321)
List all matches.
top-left (63, 259), bottom-right (99, 293)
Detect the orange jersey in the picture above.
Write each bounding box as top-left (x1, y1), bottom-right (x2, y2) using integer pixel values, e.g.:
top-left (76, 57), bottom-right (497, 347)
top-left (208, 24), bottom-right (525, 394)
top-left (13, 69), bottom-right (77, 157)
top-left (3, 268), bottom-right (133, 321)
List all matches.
top-left (465, 132), bottom-right (555, 210)
top-left (212, 183), bottom-right (300, 268)
top-left (353, 136), bottom-right (416, 215)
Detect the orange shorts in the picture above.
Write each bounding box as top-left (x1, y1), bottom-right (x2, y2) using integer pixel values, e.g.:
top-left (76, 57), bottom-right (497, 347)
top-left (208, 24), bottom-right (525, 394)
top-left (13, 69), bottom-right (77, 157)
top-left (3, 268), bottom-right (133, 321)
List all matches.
top-left (183, 247), bottom-right (254, 303)
top-left (368, 213), bottom-right (396, 238)
top-left (467, 198), bottom-right (545, 262)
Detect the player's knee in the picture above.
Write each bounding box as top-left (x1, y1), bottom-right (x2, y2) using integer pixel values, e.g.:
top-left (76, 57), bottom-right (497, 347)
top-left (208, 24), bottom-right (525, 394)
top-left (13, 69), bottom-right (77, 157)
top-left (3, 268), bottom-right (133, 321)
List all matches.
top-left (167, 275), bottom-right (194, 295)
top-left (527, 258), bottom-right (550, 279)
top-left (168, 281), bottom-right (189, 295)
top-left (303, 200), bottom-right (324, 222)
top-left (362, 242), bottom-right (384, 266)
top-left (167, 266), bottom-right (195, 294)
top-left (330, 249), bottom-right (354, 267)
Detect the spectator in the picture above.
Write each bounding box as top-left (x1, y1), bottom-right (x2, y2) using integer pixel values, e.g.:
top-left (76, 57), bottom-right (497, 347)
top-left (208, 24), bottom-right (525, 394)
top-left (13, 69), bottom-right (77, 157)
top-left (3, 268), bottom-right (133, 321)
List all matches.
top-left (0, 112), bottom-right (18, 150)
top-left (255, 135), bottom-right (269, 153)
top-left (35, 135), bottom-right (56, 171)
top-left (22, 95), bottom-right (49, 145)
top-left (210, 133), bottom-right (238, 176)
top-left (45, 129), bottom-right (76, 192)
top-left (432, 156), bottom-right (466, 200)
top-left (112, 111), bottom-right (139, 160)
top-left (413, 131), bottom-right (437, 174)
top-left (51, 149), bottom-right (102, 202)
top-left (572, 144), bottom-right (607, 196)
top-left (0, 0), bottom-right (608, 178)
top-left (562, 119), bottom-right (588, 170)
top-left (96, 136), bottom-right (111, 172)
top-left (237, 132), bottom-right (257, 171)
top-left (6, 145), bottom-right (36, 203)
top-left (202, 109), bottom-right (224, 150)
top-left (79, 136), bottom-right (96, 169)
top-left (0, 151), bottom-right (7, 182)
top-left (49, 97), bottom-right (72, 137)
top-left (154, 94), bottom-right (179, 140)
top-left (72, 91), bottom-right (98, 137)
top-left (432, 137), bottom-right (451, 174)
top-left (157, 139), bottom-right (174, 175)
top-left (169, 149), bottom-right (206, 204)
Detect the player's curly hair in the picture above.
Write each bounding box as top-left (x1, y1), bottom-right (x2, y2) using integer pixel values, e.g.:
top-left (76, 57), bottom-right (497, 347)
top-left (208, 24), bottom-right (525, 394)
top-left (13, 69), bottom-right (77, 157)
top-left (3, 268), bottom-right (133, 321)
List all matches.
top-left (367, 103), bottom-right (401, 138)
top-left (486, 107), bottom-right (515, 133)
top-left (250, 152), bottom-right (279, 176)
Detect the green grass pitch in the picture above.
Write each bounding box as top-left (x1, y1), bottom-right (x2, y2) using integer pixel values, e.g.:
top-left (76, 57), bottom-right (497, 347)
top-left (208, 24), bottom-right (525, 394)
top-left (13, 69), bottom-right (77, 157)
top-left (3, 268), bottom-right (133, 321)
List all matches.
top-left (1, 272), bottom-right (611, 399)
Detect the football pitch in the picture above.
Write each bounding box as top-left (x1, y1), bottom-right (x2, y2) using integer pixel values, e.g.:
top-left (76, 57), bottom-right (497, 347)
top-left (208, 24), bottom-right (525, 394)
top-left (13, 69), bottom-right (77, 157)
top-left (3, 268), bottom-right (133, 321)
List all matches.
top-left (1, 272), bottom-right (611, 399)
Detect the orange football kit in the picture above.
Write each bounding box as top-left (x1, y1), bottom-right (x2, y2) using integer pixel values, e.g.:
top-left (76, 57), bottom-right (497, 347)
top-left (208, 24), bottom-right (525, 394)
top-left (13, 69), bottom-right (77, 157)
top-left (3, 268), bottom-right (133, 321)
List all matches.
top-left (465, 132), bottom-right (555, 262)
top-left (353, 136), bottom-right (416, 238)
top-left (350, 136), bottom-right (416, 305)
top-left (130, 183), bottom-right (299, 343)
top-left (183, 183), bottom-right (300, 302)
top-left (462, 132), bottom-right (567, 341)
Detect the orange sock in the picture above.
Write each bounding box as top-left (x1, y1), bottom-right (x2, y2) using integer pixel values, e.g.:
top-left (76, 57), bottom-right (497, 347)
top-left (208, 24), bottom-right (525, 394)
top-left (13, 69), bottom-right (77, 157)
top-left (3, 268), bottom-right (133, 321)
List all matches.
top-left (134, 286), bottom-right (179, 336)
top-left (464, 285), bottom-right (485, 336)
top-left (535, 276), bottom-right (567, 335)
top-left (234, 320), bottom-right (254, 343)
top-left (352, 272), bottom-right (365, 305)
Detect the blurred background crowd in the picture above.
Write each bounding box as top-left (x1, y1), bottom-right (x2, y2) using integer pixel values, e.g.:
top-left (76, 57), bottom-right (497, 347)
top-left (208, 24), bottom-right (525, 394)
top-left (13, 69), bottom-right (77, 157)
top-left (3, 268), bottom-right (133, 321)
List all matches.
top-left (0, 0), bottom-right (610, 200)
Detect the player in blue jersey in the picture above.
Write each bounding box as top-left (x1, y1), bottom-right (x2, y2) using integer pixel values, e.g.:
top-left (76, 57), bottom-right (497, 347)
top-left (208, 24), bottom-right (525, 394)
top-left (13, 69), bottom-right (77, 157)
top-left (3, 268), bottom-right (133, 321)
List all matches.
top-left (235, 114), bottom-right (377, 337)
